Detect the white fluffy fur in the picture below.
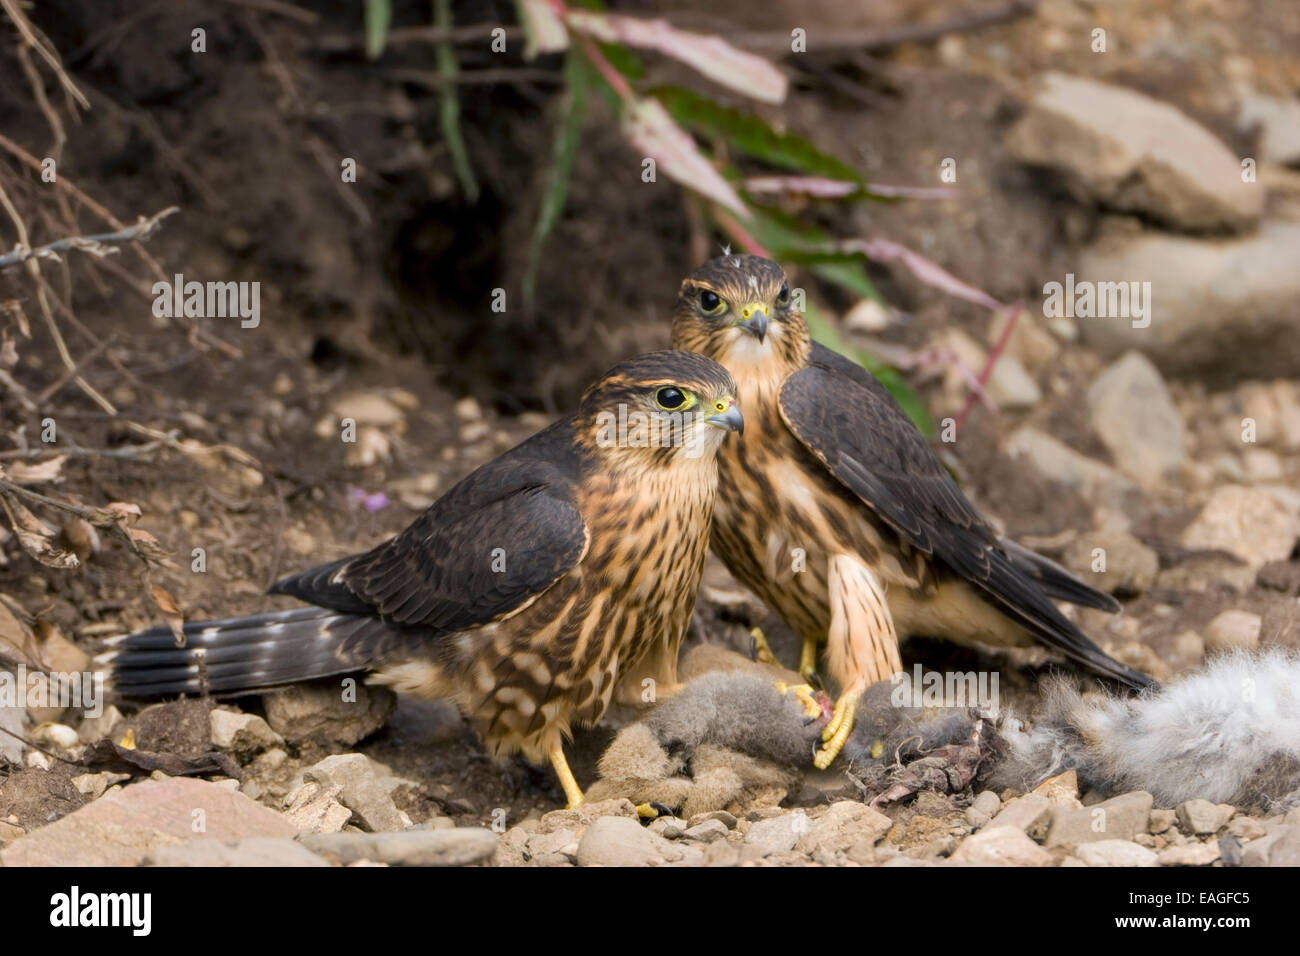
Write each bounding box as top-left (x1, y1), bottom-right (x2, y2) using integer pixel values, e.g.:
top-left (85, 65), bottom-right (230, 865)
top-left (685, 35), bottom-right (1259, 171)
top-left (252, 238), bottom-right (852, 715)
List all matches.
top-left (996, 650), bottom-right (1300, 808)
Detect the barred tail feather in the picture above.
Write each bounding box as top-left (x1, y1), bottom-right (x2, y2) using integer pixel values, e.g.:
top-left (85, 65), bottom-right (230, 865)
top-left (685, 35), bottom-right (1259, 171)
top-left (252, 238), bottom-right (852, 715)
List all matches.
top-left (98, 607), bottom-right (384, 697)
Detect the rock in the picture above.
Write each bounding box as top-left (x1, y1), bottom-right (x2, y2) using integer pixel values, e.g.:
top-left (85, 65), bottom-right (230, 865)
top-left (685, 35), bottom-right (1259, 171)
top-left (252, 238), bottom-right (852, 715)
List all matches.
top-left (1218, 834), bottom-right (1244, 867)
top-left (77, 705), bottom-right (123, 743)
top-left (682, 819), bottom-right (729, 844)
top-left (989, 793), bottom-right (1053, 840)
top-left (1149, 809), bottom-right (1178, 834)
top-left (1006, 73), bottom-right (1261, 231)
top-left (304, 753), bottom-right (406, 833)
top-left (328, 391), bottom-right (406, 428)
top-left (743, 814), bottom-right (804, 856)
top-left (575, 817), bottom-right (682, 867)
top-left (686, 809), bottom-right (737, 830)
top-left (1063, 530), bottom-right (1159, 596)
top-left (1204, 610), bottom-right (1263, 653)
top-left (965, 790), bottom-right (1002, 827)
top-left (1171, 631), bottom-right (1205, 667)
top-left (1242, 828), bottom-right (1286, 866)
top-left (939, 329), bottom-right (1041, 410)
top-left (1032, 771), bottom-right (1082, 808)
top-left (1004, 427), bottom-right (1137, 511)
top-left (1046, 791), bottom-right (1152, 848)
top-left (1075, 840), bottom-right (1159, 867)
top-left (301, 828), bottom-right (497, 866)
top-left (0, 777), bottom-right (298, 866)
top-left (843, 299), bottom-right (892, 334)
top-left (796, 801), bottom-right (892, 857)
top-left (0, 700), bottom-right (25, 763)
top-left (951, 826), bottom-right (1053, 866)
top-left (209, 709), bottom-right (284, 756)
top-left (1263, 826), bottom-right (1300, 866)
top-left (71, 772), bottom-right (130, 800)
top-left (33, 723), bottom-right (80, 750)
top-left (1238, 93), bottom-right (1300, 165)
top-left (536, 799), bottom-right (637, 834)
top-left (526, 828), bottom-right (580, 862)
top-left (1085, 352), bottom-right (1187, 487)
top-left (1159, 841), bottom-right (1221, 866)
top-left (1228, 817), bottom-right (1268, 841)
top-left (987, 309), bottom-right (1060, 373)
top-left (262, 681), bottom-right (395, 747)
top-left (1076, 224), bottom-right (1300, 381)
top-left (0, 820), bottom-right (23, 845)
top-left (648, 817), bottom-right (686, 840)
top-left (282, 780), bottom-right (353, 834)
top-left (145, 837), bottom-right (329, 867)
top-left (1182, 485), bottom-right (1300, 572)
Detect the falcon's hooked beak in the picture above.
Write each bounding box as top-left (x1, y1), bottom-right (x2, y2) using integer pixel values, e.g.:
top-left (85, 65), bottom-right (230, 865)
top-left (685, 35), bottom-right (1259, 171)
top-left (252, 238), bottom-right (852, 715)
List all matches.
top-left (736, 303), bottom-right (769, 343)
top-left (706, 399), bottom-right (744, 434)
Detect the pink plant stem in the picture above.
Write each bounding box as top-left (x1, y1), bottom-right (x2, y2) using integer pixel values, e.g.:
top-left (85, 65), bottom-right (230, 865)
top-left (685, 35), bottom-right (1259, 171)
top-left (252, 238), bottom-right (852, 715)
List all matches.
top-left (955, 300), bottom-right (1022, 435)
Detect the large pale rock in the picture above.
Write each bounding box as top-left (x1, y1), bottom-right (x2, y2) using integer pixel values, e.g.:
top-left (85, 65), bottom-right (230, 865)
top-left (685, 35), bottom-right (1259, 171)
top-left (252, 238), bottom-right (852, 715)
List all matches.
top-left (262, 681), bottom-right (395, 747)
top-left (1074, 223), bottom-right (1300, 381)
top-left (0, 777), bottom-right (298, 866)
top-left (1004, 427), bottom-right (1136, 510)
top-left (951, 826), bottom-right (1053, 866)
top-left (1085, 352), bottom-right (1187, 486)
top-left (1182, 485), bottom-right (1300, 572)
top-left (575, 816), bottom-right (683, 867)
top-left (1238, 93), bottom-right (1300, 165)
top-left (1006, 73), bottom-right (1261, 230)
top-left (1045, 791), bottom-right (1152, 849)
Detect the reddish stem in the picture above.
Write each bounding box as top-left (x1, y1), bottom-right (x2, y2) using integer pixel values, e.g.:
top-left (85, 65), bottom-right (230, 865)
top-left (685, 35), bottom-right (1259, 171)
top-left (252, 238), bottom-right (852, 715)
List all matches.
top-left (955, 300), bottom-right (1022, 435)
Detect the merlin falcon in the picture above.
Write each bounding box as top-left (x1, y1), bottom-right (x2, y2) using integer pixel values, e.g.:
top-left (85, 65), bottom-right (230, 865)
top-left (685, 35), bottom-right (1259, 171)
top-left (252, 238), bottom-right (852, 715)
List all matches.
top-left (671, 255), bottom-right (1153, 769)
top-left (102, 351), bottom-right (744, 807)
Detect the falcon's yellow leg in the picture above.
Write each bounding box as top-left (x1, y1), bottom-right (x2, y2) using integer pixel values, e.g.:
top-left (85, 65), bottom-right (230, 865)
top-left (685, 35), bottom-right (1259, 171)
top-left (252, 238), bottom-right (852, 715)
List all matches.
top-left (799, 637), bottom-right (818, 682)
top-left (774, 681), bottom-right (823, 720)
top-left (814, 690), bottom-right (860, 769)
top-left (749, 626), bottom-right (778, 666)
top-left (814, 554), bottom-right (902, 770)
top-left (549, 747), bottom-right (584, 809)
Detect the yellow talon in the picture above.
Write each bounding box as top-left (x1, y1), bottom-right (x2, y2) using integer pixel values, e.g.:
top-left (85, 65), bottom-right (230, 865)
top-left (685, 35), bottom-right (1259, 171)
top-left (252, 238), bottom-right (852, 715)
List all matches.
top-left (749, 626), bottom-right (778, 666)
top-left (799, 637), bottom-right (818, 682)
top-left (775, 681), bottom-right (823, 720)
top-left (549, 746), bottom-right (585, 809)
top-left (814, 695), bottom-right (857, 769)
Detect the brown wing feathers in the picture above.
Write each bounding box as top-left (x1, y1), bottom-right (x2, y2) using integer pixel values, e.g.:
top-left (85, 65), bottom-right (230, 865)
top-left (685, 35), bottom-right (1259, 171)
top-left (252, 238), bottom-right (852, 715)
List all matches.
top-left (780, 343), bottom-right (1152, 690)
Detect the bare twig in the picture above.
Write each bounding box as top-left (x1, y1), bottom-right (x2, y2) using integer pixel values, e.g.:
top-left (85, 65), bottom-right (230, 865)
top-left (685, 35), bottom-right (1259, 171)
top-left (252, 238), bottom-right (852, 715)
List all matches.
top-left (0, 206), bottom-right (180, 268)
top-left (0, 0), bottom-right (90, 110)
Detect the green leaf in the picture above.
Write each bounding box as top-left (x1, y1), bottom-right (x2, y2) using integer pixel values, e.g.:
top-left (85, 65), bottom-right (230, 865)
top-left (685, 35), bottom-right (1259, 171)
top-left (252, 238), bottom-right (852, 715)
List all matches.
top-left (524, 50), bottom-right (591, 305)
top-left (364, 0), bottom-right (391, 60)
top-left (651, 86), bottom-right (861, 182)
top-left (434, 0), bottom-right (479, 202)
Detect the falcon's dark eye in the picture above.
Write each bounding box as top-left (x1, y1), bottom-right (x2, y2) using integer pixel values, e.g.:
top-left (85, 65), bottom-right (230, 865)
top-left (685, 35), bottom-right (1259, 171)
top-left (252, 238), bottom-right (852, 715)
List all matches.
top-left (698, 289), bottom-right (724, 315)
top-left (655, 387), bottom-right (686, 410)
top-left (777, 282), bottom-right (790, 304)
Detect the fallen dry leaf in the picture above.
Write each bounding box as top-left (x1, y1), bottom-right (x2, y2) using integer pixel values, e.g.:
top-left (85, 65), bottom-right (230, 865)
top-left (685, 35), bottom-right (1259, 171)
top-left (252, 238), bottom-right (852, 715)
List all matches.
top-left (149, 585), bottom-right (186, 647)
top-left (0, 491), bottom-right (80, 569)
